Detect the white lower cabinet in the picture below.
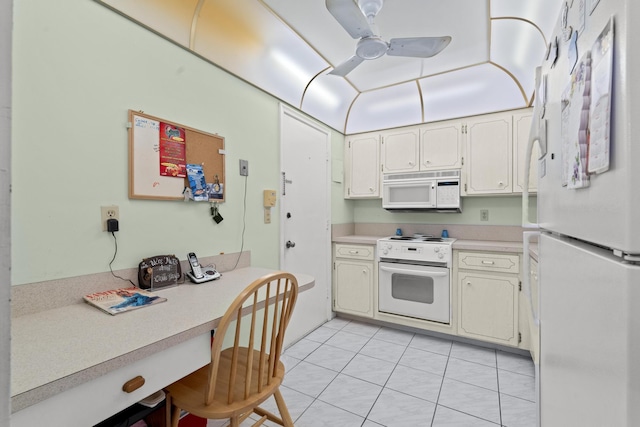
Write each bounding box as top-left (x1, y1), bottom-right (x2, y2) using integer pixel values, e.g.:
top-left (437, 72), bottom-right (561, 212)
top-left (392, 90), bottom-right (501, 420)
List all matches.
top-left (456, 251), bottom-right (521, 347)
top-left (333, 244), bottom-right (375, 318)
top-left (331, 244), bottom-right (531, 351)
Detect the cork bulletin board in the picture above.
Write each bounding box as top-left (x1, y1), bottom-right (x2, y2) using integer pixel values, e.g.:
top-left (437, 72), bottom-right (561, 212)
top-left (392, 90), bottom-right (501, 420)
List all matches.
top-left (128, 110), bottom-right (225, 201)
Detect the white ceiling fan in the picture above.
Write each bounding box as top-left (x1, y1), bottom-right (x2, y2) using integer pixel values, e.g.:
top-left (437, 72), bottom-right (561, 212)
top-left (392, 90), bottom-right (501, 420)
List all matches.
top-left (326, 0), bottom-right (452, 77)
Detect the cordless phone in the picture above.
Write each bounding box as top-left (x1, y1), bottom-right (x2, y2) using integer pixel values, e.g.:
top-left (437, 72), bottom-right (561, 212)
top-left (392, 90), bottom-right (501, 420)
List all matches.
top-left (188, 252), bottom-right (204, 279)
top-left (186, 252), bottom-right (221, 283)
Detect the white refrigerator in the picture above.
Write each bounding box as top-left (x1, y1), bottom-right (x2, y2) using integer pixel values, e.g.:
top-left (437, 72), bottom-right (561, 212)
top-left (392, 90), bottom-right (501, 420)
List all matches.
top-left (524, 0), bottom-right (640, 425)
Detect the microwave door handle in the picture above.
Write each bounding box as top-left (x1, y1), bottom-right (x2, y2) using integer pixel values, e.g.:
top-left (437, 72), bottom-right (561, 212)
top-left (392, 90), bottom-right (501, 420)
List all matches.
top-left (380, 265), bottom-right (448, 277)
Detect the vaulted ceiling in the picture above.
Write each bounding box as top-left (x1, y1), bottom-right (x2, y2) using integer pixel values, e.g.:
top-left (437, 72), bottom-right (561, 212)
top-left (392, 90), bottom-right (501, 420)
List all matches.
top-left (96, 0), bottom-right (561, 134)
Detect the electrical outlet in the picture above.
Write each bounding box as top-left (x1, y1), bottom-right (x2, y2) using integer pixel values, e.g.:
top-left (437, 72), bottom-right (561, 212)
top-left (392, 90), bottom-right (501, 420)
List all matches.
top-left (101, 205), bottom-right (120, 231)
top-left (239, 159), bottom-right (249, 176)
top-left (480, 209), bottom-right (489, 221)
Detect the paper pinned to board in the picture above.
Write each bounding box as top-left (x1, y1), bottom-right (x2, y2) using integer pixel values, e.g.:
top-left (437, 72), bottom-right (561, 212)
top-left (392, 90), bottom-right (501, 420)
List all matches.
top-left (587, 18), bottom-right (613, 174)
top-left (561, 52), bottom-right (591, 189)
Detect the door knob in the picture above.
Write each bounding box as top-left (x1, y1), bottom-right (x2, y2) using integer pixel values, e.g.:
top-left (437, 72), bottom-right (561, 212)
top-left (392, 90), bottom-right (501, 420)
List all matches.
top-left (286, 240), bottom-right (296, 248)
top-left (286, 212), bottom-right (292, 218)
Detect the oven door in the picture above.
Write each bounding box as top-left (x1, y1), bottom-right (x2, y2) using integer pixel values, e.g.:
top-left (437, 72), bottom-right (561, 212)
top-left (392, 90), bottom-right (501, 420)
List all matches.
top-left (378, 261), bottom-right (450, 324)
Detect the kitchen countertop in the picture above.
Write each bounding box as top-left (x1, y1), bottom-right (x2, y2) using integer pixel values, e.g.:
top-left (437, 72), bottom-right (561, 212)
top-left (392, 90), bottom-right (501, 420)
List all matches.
top-left (11, 267), bottom-right (314, 412)
top-left (332, 235), bottom-right (538, 260)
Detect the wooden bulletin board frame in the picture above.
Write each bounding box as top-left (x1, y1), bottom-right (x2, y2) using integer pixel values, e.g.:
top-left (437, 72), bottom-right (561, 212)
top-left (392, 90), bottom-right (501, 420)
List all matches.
top-left (128, 110), bottom-right (225, 201)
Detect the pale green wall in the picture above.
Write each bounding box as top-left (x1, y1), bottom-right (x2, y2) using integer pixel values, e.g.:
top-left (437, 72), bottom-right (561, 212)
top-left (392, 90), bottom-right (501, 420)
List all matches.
top-left (353, 196), bottom-right (536, 225)
top-left (10, 0), bottom-right (350, 285)
top-left (10, 0), bottom-right (529, 286)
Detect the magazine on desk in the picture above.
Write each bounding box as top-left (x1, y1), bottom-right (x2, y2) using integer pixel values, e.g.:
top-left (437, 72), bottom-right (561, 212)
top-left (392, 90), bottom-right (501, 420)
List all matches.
top-left (84, 287), bottom-right (167, 315)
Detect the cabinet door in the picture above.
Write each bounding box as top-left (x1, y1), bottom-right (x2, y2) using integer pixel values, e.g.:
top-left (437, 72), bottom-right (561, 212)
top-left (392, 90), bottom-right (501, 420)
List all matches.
top-left (513, 111), bottom-right (538, 194)
top-left (464, 113), bottom-right (513, 195)
top-left (458, 270), bottom-right (519, 346)
top-left (420, 121), bottom-right (462, 170)
top-left (345, 133), bottom-right (380, 198)
top-left (381, 128), bottom-right (419, 173)
top-left (333, 259), bottom-right (374, 318)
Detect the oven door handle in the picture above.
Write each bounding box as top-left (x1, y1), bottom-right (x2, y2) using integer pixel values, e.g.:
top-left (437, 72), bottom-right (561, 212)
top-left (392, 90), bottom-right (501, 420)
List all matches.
top-left (379, 265), bottom-right (448, 277)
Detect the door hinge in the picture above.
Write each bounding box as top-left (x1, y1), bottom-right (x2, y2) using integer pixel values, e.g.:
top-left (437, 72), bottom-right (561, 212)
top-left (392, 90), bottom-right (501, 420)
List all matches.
top-left (347, 188), bottom-right (350, 196)
top-left (519, 281), bottom-right (522, 291)
top-left (464, 183), bottom-right (467, 192)
top-left (461, 156), bottom-right (464, 166)
top-left (348, 141), bottom-right (351, 148)
top-left (518, 332), bottom-right (522, 343)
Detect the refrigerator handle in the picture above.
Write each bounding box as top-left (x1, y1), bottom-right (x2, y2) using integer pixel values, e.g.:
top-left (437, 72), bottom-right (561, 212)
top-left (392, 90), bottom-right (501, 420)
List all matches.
top-left (523, 231), bottom-right (540, 327)
top-left (523, 66), bottom-right (547, 229)
top-left (522, 133), bottom-right (540, 228)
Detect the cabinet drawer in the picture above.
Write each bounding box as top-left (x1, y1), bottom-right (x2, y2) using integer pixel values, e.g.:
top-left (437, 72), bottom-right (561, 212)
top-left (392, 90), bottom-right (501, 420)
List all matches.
top-left (457, 252), bottom-right (520, 274)
top-left (12, 333), bottom-right (210, 427)
top-left (335, 244), bottom-right (375, 260)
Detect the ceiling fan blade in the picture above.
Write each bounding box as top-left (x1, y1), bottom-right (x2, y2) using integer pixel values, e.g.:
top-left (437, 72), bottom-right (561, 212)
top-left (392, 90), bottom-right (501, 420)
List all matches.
top-left (326, 0), bottom-right (374, 39)
top-left (387, 36), bottom-right (452, 58)
top-left (329, 55), bottom-right (365, 76)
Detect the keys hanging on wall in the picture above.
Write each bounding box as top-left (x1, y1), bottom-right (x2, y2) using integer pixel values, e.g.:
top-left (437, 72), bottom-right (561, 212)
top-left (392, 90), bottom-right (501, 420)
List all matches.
top-left (210, 202), bottom-right (223, 224)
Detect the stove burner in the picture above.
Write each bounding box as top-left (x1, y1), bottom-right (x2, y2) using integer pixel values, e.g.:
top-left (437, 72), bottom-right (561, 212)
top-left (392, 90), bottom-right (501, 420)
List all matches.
top-left (390, 236), bottom-right (414, 240)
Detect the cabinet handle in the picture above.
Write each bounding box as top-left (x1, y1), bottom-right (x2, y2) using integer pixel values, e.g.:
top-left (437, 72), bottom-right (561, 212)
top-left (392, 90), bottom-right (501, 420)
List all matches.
top-left (349, 250), bottom-right (359, 254)
top-left (369, 187), bottom-right (374, 192)
top-left (498, 181), bottom-right (504, 187)
top-left (466, 281), bottom-right (472, 286)
top-left (408, 161), bottom-right (414, 166)
top-left (481, 260), bottom-right (495, 265)
top-left (362, 269), bottom-right (367, 274)
top-left (122, 375), bottom-right (145, 393)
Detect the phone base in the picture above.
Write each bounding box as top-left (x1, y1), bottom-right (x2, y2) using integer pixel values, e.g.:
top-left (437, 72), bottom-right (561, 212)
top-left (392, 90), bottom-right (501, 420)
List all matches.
top-left (186, 270), bottom-right (221, 284)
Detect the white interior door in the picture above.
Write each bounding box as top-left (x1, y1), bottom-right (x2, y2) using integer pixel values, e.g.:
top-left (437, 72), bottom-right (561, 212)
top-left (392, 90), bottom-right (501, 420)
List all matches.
top-left (279, 105), bottom-right (331, 345)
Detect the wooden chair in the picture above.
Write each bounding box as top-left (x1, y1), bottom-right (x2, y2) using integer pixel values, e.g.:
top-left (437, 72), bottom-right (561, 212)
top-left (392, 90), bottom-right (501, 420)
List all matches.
top-left (165, 272), bottom-right (298, 427)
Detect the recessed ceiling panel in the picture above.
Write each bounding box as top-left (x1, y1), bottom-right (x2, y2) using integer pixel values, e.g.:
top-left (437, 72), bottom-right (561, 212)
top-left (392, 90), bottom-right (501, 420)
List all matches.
top-left (96, 0), bottom-right (557, 134)
top-left (97, 0), bottom-right (199, 47)
top-left (193, 0), bottom-right (329, 107)
top-left (302, 76), bottom-right (359, 132)
top-left (346, 82), bottom-right (422, 134)
top-left (491, 0), bottom-right (562, 41)
top-left (420, 64), bottom-right (526, 122)
top-left (492, 19), bottom-right (548, 101)
top-left (263, 0), bottom-right (490, 92)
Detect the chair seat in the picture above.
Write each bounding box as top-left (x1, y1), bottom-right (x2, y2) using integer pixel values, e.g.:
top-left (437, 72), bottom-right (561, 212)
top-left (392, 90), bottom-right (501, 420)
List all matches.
top-left (166, 347), bottom-right (286, 420)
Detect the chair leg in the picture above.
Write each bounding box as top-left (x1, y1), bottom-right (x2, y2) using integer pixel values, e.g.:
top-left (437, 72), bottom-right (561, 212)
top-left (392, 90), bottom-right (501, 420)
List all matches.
top-left (165, 391), bottom-right (180, 427)
top-left (273, 388), bottom-right (295, 427)
top-left (230, 416), bottom-right (240, 427)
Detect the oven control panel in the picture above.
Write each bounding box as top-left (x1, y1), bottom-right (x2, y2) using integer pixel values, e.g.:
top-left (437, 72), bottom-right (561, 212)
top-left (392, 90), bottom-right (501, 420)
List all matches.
top-left (377, 240), bottom-right (454, 266)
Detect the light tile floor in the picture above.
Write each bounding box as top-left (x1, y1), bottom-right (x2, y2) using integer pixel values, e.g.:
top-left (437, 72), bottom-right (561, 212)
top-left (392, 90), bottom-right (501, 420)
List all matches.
top-left (207, 317), bottom-right (536, 427)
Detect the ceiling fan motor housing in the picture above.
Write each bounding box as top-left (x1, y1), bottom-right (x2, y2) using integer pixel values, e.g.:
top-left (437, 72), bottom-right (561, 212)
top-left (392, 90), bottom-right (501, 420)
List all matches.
top-left (356, 36), bottom-right (388, 59)
top-left (358, 0), bottom-right (384, 18)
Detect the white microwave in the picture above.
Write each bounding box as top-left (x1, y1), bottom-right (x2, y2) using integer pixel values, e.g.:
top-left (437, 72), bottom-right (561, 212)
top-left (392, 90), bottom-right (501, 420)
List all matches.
top-left (382, 170), bottom-right (461, 212)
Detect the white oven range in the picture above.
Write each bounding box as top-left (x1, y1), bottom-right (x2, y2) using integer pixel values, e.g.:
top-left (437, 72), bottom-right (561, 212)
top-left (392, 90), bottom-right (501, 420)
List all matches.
top-left (377, 235), bottom-right (456, 324)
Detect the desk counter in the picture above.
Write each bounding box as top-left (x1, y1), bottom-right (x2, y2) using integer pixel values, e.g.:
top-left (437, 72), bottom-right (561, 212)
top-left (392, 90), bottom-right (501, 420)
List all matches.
top-left (11, 267), bottom-right (314, 425)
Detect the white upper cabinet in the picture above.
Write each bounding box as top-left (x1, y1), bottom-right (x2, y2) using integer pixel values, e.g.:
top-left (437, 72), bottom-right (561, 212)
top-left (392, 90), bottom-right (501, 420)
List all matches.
top-left (345, 108), bottom-right (534, 199)
top-left (381, 121), bottom-right (462, 174)
top-left (513, 111), bottom-right (537, 194)
top-left (344, 133), bottom-right (381, 199)
top-left (380, 128), bottom-right (420, 174)
top-left (420, 120), bottom-right (463, 171)
top-left (463, 111), bottom-right (513, 195)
